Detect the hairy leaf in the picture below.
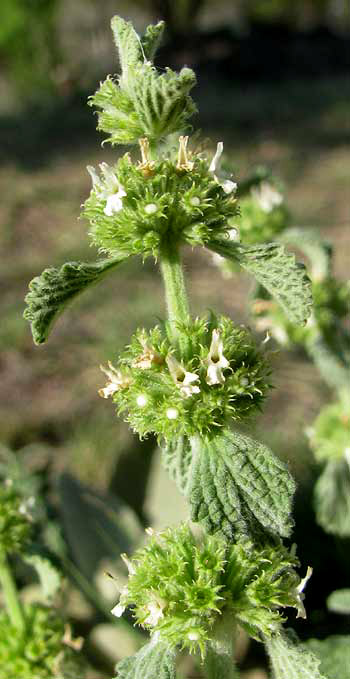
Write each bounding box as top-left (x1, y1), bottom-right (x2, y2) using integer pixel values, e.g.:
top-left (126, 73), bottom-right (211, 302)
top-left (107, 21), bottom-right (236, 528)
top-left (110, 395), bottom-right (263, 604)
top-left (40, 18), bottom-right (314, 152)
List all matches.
top-left (314, 458), bottom-right (350, 537)
top-left (208, 240), bottom-right (312, 325)
top-left (280, 228), bottom-right (332, 281)
top-left (327, 589), bottom-right (350, 615)
top-left (141, 21), bottom-right (165, 61)
top-left (265, 630), bottom-right (327, 679)
top-left (161, 436), bottom-right (194, 495)
top-left (111, 16), bottom-right (142, 76)
top-left (115, 638), bottom-right (176, 679)
top-left (24, 256), bottom-right (126, 344)
top-left (185, 430), bottom-right (295, 540)
top-left (306, 636), bottom-right (350, 679)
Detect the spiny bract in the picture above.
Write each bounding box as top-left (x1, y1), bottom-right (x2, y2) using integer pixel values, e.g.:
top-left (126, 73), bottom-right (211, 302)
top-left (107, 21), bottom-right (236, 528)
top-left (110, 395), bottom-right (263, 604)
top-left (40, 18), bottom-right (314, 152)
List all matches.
top-left (0, 483), bottom-right (32, 554)
top-left (82, 137), bottom-right (238, 260)
top-left (0, 604), bottom-right (84, 679)
top-left (111, 524), bottom-right (310, 657)
top-left (99, 314), bottom-right (271, 440)
top-left (252, 276), bottom-right (350, 347)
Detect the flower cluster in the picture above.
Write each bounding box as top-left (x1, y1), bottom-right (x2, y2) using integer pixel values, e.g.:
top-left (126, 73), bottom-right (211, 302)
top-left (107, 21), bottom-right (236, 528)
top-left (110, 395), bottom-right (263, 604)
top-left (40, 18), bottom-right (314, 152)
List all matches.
top-left (111, 524), bottom-right (311, 657)
top-left (0, 482), bottom-right (32, 554)
top-left (0, 604), bottom-right (84, 679)
top-left (307, 397), bottom-right (350, 463)
top-left (82, 137), bottom-right (238, 260)
top-left (233, 182), bottom-right (289, 247)
top-left (252, 277), bottom-right (350, 348)
top-left (99, 314), bottom-right (271, 439)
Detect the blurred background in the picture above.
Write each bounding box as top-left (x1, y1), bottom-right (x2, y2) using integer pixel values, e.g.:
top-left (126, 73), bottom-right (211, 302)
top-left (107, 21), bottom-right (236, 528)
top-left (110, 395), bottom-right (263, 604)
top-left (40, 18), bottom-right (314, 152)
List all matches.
top-left (1, 1), bottom-right (350, 677)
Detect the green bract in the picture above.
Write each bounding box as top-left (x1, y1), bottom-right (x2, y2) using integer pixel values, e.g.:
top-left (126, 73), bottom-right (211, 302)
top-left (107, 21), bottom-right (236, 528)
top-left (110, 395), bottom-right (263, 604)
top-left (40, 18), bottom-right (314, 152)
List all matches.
top-left (238, 183), bottom-right (290, 245)
top-left (89, 17), bottom-right (197, 145)
top-left (99, 314), bottom-right (270, 440)
top-left (112, 524), bottom-right (308, 658)
top-left (82, 139), bottom-right (238, 260)
top-left (0, 604), bottom-right (84, 678)
top-left (0, 483), bottom-right (32, 554)
top-left (307, 398), bottom-right (350, 463)
top-left (252, 276), bottom-right (350, 348)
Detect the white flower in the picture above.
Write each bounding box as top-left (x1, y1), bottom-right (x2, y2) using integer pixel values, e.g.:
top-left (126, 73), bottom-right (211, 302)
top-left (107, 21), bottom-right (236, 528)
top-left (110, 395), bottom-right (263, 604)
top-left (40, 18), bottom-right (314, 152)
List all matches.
top-left (144, 596), bottom-right (166, 626)
top-left (111, 584), bottom-right (129, 618)
top-left (99, 362), bottom-right (131, 398)
top-left (121, 553), bottom-right (136, 575)
top-left (136, 394), bottom-right (148, 407)
top-left (132, 337), bottom-right (163, 369)
top-left (166, 355), bottom-right (200, 398)
top-left (176, 135), bottom-right (194, 172)
top-left (205, 329), bottom-right (230, 385)
top-left (87, 162), bottom-right (126, 216)
top-left (166, 407), bottom-right (179, 420)
top-left (251, 181), bottom-right (283, 213)
top-left (209, 142), bottom-right (237, 195)
top-left (295, 566), bottom-right (313, 619)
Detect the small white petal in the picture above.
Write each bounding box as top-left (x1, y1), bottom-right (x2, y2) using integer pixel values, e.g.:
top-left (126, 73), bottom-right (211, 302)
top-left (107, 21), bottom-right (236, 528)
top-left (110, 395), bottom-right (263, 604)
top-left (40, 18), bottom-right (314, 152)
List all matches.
top-left (222, 179), bottom-right (237, 194)
top-left (190, 196), bottom-right (201, 206)
top-left (111, 602), bottom-right (126, 617)
top-left (104, 193), bottom-right (124, 216)
top-left (121, 554), bottom-right (136, 575)
top-left (166, 407), bottom-right (179, 420)
top-left (144, 203), bottom-right (158, 215)
top-left (228, 228), bottom-right (239, 241)
top-left (136, 394), bottom-right (148, 407)
top-left (209, 142), bottom-right (223, 173)
top-left (188, 631), bottom-right (200, 641)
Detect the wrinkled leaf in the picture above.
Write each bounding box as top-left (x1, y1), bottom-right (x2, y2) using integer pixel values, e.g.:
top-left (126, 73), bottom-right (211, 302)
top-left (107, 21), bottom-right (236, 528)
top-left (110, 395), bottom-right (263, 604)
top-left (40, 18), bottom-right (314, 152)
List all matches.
top-left (208, 240), bottom-right (312, 325)
top-left (141, 21), bottom-right (165, 61)
top-left (111, 16), bottom-right (142, 75)
top-left (115, 638), bottom-right (176, 679)
top-left (24, 256), bottom-right (126, 344)
top-left (280, 228), bottom-right (332, 281)
top-left (314, 458), bottom-right (350, 537)
top-left (265, 630), bottom-right (327, 679)
top-left (161, 436), bottom-right (194, 495)
top-left (163, 429), bottom-right (295, 540)
top-left (306, 636), bottom-right (350, 679)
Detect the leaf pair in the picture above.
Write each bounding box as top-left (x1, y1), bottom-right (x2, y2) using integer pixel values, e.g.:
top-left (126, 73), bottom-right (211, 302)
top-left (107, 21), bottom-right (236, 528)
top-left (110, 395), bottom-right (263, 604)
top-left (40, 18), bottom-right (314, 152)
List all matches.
top-left (163, 428), bottom-right (295, 541)
top-left (24, 239), bottom-right (312, 346)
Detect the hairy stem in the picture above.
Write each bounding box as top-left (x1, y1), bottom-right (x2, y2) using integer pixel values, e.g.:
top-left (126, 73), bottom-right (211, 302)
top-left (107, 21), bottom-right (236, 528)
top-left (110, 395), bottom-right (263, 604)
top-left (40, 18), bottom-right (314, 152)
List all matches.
top-left (159, 241), bottom-right (191, 351)
top-left (0, 551), bottom-right (26, 631)
top-left (203, 615), bottom-right (238, 679)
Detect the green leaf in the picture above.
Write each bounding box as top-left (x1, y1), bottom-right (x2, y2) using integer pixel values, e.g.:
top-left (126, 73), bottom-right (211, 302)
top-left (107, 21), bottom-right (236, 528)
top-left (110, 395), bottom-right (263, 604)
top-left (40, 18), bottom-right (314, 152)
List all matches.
top-left (306, 337), bottom-right (350, 392)
top-left (280, 228), bottom-right (332, 281)
top-left (208, 240), bottom-right (312, 325)
top-left (24, 256), bottom-right (126, 344)
top-left (141, 21), bottom-right (165, 61)
top-left (327, 589), bottom-right (350, 615)
top-left (23, 551), bottom-right (61, 599)
top-left (57, 474), bottom-right (143, 581)
top-left (130, 63), bottom-right (197, 140)
top-left (111, 16), bottom-right (142, 76)
top-left (177, 429), bottom-right (295, 540)
top-left (306, 636), bottom-right (350, 679)
top-left (115, 638), bottom-right (176, 679)
top-left (161, 436), bottom-right (194, 495)
top-left (314, 458), bottom-right (350, 537)
top-left (265, 630), bottom-right (327, 679)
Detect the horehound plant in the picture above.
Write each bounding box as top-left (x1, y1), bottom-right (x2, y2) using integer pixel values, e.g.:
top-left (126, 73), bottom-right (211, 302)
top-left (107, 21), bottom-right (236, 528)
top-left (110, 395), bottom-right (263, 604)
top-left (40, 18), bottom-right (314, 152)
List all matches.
top-left (24, 15), bottom-right (334, 679)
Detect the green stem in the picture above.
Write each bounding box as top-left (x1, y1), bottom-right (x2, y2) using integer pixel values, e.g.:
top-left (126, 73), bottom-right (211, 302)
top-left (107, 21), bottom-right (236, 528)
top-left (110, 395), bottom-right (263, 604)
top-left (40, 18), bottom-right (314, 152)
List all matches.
top-left (203, 615), bottom-right (238, 679)
top-left (159, 241), bottom-right (191, 350)
top-left (0, 551), bottom-right (26, 632)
